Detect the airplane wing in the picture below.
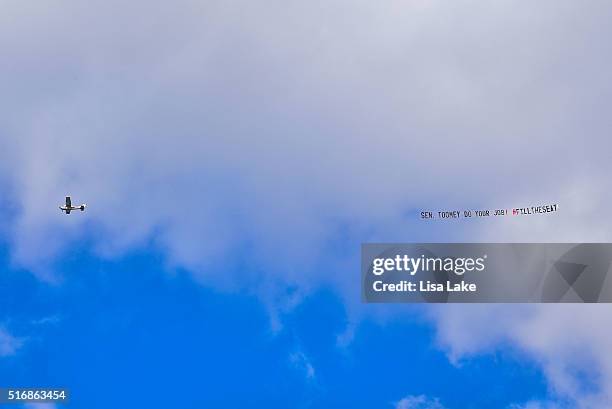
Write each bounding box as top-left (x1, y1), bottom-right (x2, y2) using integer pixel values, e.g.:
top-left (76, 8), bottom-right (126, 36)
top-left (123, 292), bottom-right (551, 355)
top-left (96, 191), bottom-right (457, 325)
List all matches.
top-left (66, 208), bottom-right (71, 214)
top-left (65, 196), bottom-right (71, 207)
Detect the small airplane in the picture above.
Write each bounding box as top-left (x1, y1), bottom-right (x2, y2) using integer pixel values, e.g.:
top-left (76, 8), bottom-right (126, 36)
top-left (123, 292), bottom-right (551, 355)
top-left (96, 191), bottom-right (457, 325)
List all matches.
top-left (60, 196), bottom-right (86, 214)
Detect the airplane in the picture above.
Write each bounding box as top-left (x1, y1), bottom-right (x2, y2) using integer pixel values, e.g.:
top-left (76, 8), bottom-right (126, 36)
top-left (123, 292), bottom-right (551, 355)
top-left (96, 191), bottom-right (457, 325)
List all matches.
top-left (60, 196), bottom-right (86, 214)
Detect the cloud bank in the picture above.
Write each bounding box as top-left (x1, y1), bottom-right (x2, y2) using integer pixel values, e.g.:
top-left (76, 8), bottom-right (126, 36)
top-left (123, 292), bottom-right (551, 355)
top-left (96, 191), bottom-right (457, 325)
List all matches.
top-left (3, 0), bottom-right (611, 276)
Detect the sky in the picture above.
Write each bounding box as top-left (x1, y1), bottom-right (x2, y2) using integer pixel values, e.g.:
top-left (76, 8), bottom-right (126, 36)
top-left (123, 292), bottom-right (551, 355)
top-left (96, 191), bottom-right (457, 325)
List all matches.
top-left (1, 1), bottom-right (612, 408)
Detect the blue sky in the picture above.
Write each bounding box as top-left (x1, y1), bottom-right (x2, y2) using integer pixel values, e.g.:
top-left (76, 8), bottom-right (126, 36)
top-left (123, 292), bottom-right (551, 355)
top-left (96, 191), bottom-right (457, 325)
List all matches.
top-left (2, 1), bottom-right (612, 408)
top-left (0, 244), bottom-right (549, 408)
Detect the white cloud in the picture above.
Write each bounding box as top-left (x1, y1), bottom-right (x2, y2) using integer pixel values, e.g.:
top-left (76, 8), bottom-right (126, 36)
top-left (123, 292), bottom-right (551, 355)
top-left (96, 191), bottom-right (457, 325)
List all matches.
top-left (395, 397), bottom-right (566, 409)
top-left (431, 304), bottom-right (612, 408)
top-left (289, 350), bottom-right (316, 381)
top-left (395, 395), bottom-right (446, 409)
top-left (0, 327), bottom-right (22, 357)
top-left (23, 404), bottom-right (57, 409)
top-left (508, 401), bottom-right (564, 409)
top-left (30, 315), bottom-right (61, 326)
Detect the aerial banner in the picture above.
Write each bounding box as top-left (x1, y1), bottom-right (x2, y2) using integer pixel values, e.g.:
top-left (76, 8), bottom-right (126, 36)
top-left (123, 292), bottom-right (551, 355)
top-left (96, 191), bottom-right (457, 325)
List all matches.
top-left (361, 243), bottom-right (612, 303)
